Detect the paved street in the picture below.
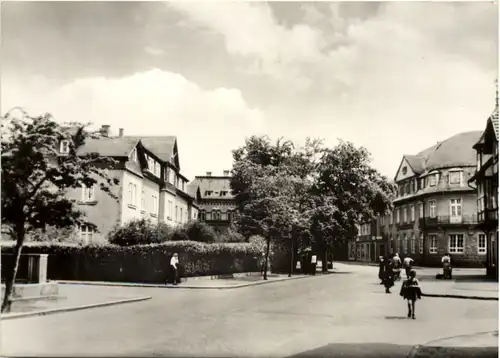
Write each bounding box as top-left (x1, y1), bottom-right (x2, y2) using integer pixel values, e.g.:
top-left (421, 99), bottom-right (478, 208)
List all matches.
top-left (2, 264), bottom-right (497, 357)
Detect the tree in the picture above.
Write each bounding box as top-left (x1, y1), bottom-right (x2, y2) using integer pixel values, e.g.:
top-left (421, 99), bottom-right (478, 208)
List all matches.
top-left (308, 140), bottom-right (396, 271)
top-left (1, 109), bottom-right (119, 312)
top-left (230, 136), bottom-right (321, 278)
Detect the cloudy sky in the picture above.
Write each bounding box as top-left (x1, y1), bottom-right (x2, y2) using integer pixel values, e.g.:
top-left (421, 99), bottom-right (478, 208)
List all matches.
top-left (2, 1), bottom-right (498, 180)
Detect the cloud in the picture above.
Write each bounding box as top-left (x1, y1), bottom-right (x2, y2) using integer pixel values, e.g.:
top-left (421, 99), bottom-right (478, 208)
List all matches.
top-left (1, 70), bottom-right (266, 179)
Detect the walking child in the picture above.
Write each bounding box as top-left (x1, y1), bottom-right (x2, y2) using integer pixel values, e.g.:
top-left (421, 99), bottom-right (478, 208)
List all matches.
top-left (400, 270), bottom-right (422, 319)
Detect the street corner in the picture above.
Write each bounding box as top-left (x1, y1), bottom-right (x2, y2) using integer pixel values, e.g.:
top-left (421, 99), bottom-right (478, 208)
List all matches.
top-left (287, 342), bottom-right (415, 358)
top-left (409, 331), bottom-right (499, 358)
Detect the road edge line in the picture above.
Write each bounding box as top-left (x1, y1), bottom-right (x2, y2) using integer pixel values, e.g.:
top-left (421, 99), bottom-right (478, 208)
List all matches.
top-left (1, 296), bottom-right (151, 320)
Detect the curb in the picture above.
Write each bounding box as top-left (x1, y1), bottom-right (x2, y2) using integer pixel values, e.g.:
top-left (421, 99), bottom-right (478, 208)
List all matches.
top-left (1, 296), bottom-right (151, 320)
top-left (408, 331), bottom-right (498, 358)
top-left (56, 272), bottom-right (334, 290)
top-left (421, 293), bottom-right (498, 301)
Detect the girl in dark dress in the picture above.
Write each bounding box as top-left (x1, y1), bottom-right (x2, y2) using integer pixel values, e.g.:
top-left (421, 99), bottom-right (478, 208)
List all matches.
top-left (383, 258), bottom-right (394, 293)
top-left (400, 270), bottom-right (422, 319)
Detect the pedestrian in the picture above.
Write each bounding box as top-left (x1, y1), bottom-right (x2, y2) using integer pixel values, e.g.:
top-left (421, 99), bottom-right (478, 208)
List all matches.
top-left (378, 256), bottom-right (385, 284)
top-left (383, 257), bottom-right (394, 293)
top-left (441, 252), bottom-right (452, 279)
top-left (402, 255), bottom-right (414, 278)
top-left (311, 253), bottom-right (317, 275)
top-left (392, 253), bottom-right (402, 281)
top-left (400, 269), bottom-right (422, 319)
top-left (170, 253), bottom-right (180, 285)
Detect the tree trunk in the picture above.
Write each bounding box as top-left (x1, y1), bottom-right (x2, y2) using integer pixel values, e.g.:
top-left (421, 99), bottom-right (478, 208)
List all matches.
top-left (263, 235), bottom-right (271, 280)
top-left (322, 248), bottom-right (328, 273)
top-left (2, 230), bottom-right (25, 313)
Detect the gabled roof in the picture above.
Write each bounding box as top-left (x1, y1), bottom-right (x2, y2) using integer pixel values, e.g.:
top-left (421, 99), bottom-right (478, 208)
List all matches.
top-left (490, 106), bottom-right (499, 140)
top-left (187, 176), bottom-right (234, 200)
top-left (76, 137), bottom-right (139, 157)
top-left (394, 131), bottom-right (482, 181)
top-left (125, 136), bottom-right (178, 168)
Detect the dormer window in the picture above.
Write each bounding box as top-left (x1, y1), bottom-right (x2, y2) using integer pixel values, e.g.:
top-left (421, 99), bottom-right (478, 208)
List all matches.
top-left (60, 140), bottom-right (70, 154)
top-left (154, 162), bottom-right (161, 177)
top-left (402, 166), bottom-right (407, 175)
top-left (205, 190), bottom-right (213, 196)
top-left (220, 191), bottom-right (227, 196)
top-left (449, 170), bottom-right (462, 185)
top-left (428, 173), bottom-right (438, 187)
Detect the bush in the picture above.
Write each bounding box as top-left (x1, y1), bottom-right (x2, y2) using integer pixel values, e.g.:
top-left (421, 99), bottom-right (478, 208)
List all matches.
top-left (28, 226), bottom-right (82, 244)
top-left (219, 228), bottom-right (245, 243)
top-left (184, 221), bottom-right (217, 243)
top-left (1, 240), bottom-right (266, 282)
top-left (108, 219), bottom-right (170, 246)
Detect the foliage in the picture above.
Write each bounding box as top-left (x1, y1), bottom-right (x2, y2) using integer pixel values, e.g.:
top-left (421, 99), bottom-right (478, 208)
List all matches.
top-left (182, 221), bottom-right (217, 243)
top-left (28, 226), bottom-right (83, 244)
top-left (1, 240), bottom-right (266, 281)
top-left (307, 140), bottom-right (397, 252)
top-left (108, 219), bottom-right (171, 246)
top-left (0, 109), bottom-right (119, 312)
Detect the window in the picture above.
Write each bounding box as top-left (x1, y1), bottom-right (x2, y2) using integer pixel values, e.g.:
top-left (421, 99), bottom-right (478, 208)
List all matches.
top-left (403, 233), bottom-right (408, 253)
top-left (419, 202), bottom-right (424, 218)
top-left (405, 183), bottom-right (410, 195)
top-left (128, 183), bottom-right (137, 207)
top-left (396, 236), bottom-right (400, 252)
top-left (60, 140), bottom-right (70, 154)
top-left (180, 207), bottom-right (183, 222)
top-left (220, 191), bottom-right (227, 196)
top-left (388, 237), bottom-right (392, 252)
top-left (146, 156), bottom-right (155, 172)
top-left (228, 211), bottom-right (232, 221)
top-left (175, 206), bottom-right (178, 222)
top-left (429, 200), bottom-right (436, 218)
top-left (81, 184), bottom-right (95, 202)
top-left (154, 162), bottom-right (161, 177)
top-left (80, 225), bottom-right (94, 244)
top-left (402, 166), bottom-right (407, 175)
top-left (420, 178), bottom-right (426, 189)
top-left (141, 190), bottom-right (145, 211)
top-left (199, 210), bottom-right (205, 221)
top-left (429, 174), bottom-right (437, 187)
top-left (165, 167), bottom-right (170, 182)
top-left (419, 232), bottom-right (424, 253)
top-left (478, 234), bottom-right (487, 254)
top-left (130, 148), bottom-right (138, 162)
top-left (205, 190), bottom-right (213, 196)
top-left (206, 211), bottom-right (212, 220)
top-left (151, 195), bottom-right (158, 215)
top-left (396, 208), bottom-right (400, 223)
top-left (429, 235), bottom-right (437, 254)
top-left (410, 205), bottom-right (415, 222)
top-left (411, 235), bottom-right (416, 253)
top-left (403, 206), bottom-right (408, 223)
top-left (167, 200), bottom-right (173, 220)
top-left (450, 198), bottom-right (462, 217)
top-left (449, 234), bottom-right (464, 253)
top-left (449, 171), bottom-right (462, 185)
top-left (390, 212), bottom-right (393, 225)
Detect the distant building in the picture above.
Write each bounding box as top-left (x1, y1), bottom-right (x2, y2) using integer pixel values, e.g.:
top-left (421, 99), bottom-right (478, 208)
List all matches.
top-left (187, 171), bottom-right (236, 232)
top-left (385, 131), bottom-right (484, 267)
top-left (470, 104), bottom-right (499, 277)
top-left (61, 125), bottom-right (198, 243)
top-left (350, 217), bottom-right (387, 262)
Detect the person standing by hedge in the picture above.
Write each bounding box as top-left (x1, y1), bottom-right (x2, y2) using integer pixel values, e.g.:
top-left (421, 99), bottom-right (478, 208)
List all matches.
top-left (169, 253), bottom-right (180, 285)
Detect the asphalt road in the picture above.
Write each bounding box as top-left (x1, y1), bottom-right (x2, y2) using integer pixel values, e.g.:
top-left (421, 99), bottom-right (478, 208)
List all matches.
top-left (1, 265), bottom-right (497, 357)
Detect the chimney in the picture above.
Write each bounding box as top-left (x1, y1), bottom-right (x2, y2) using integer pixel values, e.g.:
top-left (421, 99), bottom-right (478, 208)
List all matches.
top-left (206, 171), bottom-right (212, 177)
top-left (223, 170), bottom-right (230, 176)
top-left (119, 128), bottom-right (124, 138)
top-left (100, 124), bottom-right (110, 137)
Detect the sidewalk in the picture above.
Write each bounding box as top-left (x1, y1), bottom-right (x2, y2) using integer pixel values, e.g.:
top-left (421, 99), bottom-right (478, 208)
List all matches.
top-left (421, 280), bottom-right (498, 300)
top-left (2, 284), bottom-right (152, 320)
top-left (409, 331), bottom-right (498, 358)
top-left (57, 272), bottom-right (319, 289)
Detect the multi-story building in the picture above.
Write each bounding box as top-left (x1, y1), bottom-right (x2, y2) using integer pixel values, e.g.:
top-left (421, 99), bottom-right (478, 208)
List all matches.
top-left (187, 171), bottom-right (236, 232)
top-left (64, 125), bottom-right (198, 243)
top-left (384, 131), bottom-right (484, 267)
top-left (349, 217), bottom-right (387, 262)
top-left (469, 104), bottom-right (499, 277)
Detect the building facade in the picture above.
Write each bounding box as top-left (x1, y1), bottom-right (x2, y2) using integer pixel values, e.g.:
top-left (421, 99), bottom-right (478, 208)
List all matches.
top-left (470, 105), bottom-right (499, 277)
top-left (187, 171), bottom-right (236, 232)
top-left (349, 217), bottom-right (387, 262)
top-left (64, 125), bottom-right (198, 243)
top-left (384, 131), bottom-right (484, 267)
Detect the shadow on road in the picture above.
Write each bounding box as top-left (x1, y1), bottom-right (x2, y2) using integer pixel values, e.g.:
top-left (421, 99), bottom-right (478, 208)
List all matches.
top-left (384, 316), bottom-right (410, 320)
top-left (287, 342), bottom-right (414, 358)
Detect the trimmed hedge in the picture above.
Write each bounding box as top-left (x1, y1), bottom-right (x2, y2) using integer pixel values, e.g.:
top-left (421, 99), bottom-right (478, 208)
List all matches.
top-left (1, 240), bottom-right (265, 283)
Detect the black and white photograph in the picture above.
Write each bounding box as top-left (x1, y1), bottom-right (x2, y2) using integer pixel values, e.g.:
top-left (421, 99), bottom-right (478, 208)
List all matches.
top-left (1, 1), bottom-right (499, 357)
